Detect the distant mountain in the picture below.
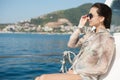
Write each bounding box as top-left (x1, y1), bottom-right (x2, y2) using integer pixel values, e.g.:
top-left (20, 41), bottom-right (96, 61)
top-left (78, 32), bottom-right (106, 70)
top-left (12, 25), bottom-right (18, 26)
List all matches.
top-left (29, 3), bottom-right (92, 27)
top-left (112, 13), bottom-right (120, 26)
top-left (28, 2), bottom-right (120, 27)
top-left (111, 0), bottom-right (120, 26)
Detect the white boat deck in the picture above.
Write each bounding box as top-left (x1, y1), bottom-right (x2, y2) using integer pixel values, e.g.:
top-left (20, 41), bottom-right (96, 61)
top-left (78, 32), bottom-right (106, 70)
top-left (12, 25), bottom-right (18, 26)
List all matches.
top-left (100, 33), bottom-right (120, 80)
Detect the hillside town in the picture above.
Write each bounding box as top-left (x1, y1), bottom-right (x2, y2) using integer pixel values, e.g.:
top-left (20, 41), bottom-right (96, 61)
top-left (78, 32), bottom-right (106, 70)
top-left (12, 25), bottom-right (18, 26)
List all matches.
top-left (0, 18), bottom-right (78, 34)
top-left (0, 22), bottom-right (120, 34)
top-left (0, 22), bottom-right (78, 34)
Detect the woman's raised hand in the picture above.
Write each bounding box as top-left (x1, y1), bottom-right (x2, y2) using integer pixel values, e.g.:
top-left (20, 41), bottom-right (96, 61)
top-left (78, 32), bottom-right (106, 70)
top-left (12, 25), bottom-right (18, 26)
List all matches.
top-left (78, 15), bottom-right (89, 28)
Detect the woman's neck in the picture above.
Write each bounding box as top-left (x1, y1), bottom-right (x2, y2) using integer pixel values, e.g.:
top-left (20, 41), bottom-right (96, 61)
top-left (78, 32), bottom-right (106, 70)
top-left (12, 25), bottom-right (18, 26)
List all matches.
top-left (95, 25), bottom-right (106, 33)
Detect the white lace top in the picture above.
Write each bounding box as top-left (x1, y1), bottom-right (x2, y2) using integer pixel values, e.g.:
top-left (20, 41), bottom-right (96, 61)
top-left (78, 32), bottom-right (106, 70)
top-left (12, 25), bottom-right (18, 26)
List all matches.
top-left (68, 27), bottom-right (116, 80)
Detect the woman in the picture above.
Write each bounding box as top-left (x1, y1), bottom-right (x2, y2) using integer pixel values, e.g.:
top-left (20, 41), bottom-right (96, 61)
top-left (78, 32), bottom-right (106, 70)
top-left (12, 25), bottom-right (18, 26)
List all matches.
top-left (35, 3), bottom-right (115, 80)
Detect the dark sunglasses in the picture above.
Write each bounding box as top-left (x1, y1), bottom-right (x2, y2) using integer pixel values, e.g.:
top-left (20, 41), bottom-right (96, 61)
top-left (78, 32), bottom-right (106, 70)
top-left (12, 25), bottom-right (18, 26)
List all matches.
top-left (87, 13), bottom-right (93, 19)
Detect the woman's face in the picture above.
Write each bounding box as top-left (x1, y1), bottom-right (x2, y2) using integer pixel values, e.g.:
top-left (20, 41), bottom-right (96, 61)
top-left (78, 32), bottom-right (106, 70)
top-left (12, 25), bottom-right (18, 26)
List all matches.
top-left (88, 7), bottom-right (103, 27)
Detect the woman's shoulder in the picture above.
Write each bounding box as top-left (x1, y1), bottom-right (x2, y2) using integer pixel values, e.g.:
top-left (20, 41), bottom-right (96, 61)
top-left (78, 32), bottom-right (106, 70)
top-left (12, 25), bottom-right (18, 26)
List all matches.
top-left (102, 32), bottom-right (115, 43)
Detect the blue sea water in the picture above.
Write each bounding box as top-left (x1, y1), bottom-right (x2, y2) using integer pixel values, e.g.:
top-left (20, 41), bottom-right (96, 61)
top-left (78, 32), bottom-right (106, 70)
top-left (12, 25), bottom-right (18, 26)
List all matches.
top-left (0, 33), bottom-right (78, 80)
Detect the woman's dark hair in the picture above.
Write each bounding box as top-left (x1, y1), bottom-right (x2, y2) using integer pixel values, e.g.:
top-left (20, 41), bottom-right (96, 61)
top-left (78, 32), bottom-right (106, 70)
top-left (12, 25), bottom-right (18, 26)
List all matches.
top-left (92, 3), bottom-right (112, 29)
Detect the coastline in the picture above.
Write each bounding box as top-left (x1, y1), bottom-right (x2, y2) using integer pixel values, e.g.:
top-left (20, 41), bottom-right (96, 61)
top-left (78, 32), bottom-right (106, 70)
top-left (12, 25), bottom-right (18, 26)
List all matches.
top-left (0, 31), bottom-right (72, 35)
top-left (0, 31), bottom-right (120, 34)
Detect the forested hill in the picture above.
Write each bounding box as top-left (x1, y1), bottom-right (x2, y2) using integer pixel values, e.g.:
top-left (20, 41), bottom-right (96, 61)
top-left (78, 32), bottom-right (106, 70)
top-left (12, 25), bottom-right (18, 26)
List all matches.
top-left (29, 3), bottom-right (92, 26)
top-left (29, 2), bottom-right (120, 27)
